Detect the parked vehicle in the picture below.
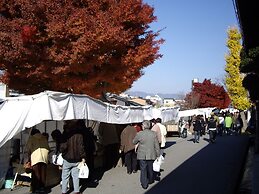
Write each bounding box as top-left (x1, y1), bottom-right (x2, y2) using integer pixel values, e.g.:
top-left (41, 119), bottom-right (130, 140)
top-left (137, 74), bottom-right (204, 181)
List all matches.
top-left (165, 118), bottom-right (189, 138)
top-left (165, 121), bottom-right (180, 137)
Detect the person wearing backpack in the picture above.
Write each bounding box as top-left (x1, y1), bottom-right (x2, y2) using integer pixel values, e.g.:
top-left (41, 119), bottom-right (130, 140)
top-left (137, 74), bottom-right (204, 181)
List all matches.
top-left (207, 112), bottom-right (218, 143)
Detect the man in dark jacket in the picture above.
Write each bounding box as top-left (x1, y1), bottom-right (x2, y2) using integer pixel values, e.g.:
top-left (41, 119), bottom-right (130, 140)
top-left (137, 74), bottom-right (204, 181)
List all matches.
top-left (60, 120), bottom-right (86, 194)
top-left (133, 120), bottom-right (160, 190)
top-left (193, 115), bottom-right (203, 143)
top-left (207, 113), bottom-right (218, 143)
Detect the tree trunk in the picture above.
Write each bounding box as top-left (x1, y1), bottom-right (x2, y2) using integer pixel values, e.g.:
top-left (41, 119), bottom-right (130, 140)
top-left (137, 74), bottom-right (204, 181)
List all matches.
top-left (240, 111), bottom-right (247, 133)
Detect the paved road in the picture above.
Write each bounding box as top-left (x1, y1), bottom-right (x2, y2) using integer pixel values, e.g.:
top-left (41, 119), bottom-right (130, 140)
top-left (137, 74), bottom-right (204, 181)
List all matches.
top-left (0, 133), bottom-right (250, 194)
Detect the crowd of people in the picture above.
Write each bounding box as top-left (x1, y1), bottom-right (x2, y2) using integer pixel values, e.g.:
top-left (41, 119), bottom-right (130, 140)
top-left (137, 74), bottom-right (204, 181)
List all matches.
top-left (5, 110), bottom-right (246, 193)
top-left (9, 120), bottom-right (96, 194)
top-left (190, 111), bottom-right (244, 144)
top-left (120, 118), bottom-right (167, 189)
top-left (6, 117), bottom-right (168, 193)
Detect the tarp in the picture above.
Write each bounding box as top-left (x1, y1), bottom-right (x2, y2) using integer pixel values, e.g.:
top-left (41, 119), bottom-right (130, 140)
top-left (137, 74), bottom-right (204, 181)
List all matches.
top-left (0, 91), bottom-right (179, 148)
top-left (178, 107), bottom-right (215, 119)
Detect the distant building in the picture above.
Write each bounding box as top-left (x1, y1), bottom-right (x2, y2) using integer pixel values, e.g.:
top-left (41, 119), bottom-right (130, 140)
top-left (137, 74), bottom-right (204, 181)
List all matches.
top-left (145, 95), bottom-right (163, 107)
top-left (129, 98), bottom-right (147, 106)
top-left (175, 99), bottom-right (186, 109)
top-left (163, 98), bottom-right (176, 107)
top-left (104, 93), bottom-right (143, 106)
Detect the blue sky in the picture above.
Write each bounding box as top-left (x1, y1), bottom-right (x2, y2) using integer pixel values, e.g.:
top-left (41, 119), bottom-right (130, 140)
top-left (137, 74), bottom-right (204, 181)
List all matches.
top-left (128, 0), bottom-right (238, 95)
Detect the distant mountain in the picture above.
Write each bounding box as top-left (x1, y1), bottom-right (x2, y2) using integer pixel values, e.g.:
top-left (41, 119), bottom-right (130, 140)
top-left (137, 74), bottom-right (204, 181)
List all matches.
top-left (126, 91), bottom-right (185, 100)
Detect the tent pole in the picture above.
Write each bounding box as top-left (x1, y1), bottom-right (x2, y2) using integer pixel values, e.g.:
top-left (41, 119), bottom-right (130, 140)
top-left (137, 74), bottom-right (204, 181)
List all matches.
top-left (11, 127), bottom-right (33, 191)
top-left (44, 121), bottom-right (47, 133)
top-left (20, 132), bottom-right (23, 159)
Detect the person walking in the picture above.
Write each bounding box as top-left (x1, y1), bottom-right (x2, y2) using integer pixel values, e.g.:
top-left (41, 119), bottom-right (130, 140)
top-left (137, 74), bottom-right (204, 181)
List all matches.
top-left (26, 128), bottom-right (50, 194)
top-left (133, 120), bottom-right (160, 190)
top-left (207, 113), bottom-right (218, 143)
top-left (193, 115), bottom-right (202, 143)
top-left (155, 118), bottom-right (167, 156)
top-left (151, 119), bottom-right (162, 146)
top-left (235, 113), bottom-right (243, 135)
top-left (120, 124), bottom-right (138, 174)
top-left (224, 113), bottom-right (233, 135)
top-left (60, 120), bottom-right (86, 194)
top-left (217, 113), bottom-right (225, 136)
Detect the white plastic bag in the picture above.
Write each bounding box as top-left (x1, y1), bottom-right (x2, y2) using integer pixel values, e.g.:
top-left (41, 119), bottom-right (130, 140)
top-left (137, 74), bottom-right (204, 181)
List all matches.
top-left (78, 163), bottom-right (89, 179)
top-left (52, 153), bottom-right (63, 166)
top-left (153, 159), bottom-right (161, 172)
top-left (158, 155), bottom-right (165, 164)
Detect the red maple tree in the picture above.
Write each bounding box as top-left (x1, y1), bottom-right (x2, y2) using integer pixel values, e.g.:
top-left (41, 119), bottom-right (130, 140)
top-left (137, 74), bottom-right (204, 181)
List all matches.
top-left (0, 0), bottom-right (163, 98)
top-left (185, 79), bottom-right (230, 109)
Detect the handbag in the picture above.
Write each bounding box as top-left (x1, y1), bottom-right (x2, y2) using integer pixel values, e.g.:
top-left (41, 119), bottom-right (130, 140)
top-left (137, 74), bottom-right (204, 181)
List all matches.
top-left (52, 153), bottom-right (63, 166)
top-left (153, 158), bottom-right (161, 172)
top-left (78, 163), bottom-right (89, 179)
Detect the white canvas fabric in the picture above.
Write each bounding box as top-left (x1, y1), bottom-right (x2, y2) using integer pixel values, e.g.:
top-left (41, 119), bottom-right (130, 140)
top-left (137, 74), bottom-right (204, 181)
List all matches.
top-left (0, 91), bottom-right (179, 148)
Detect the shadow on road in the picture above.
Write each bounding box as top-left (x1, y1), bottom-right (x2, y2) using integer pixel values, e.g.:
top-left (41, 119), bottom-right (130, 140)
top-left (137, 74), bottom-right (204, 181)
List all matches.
top-left (145, 135), bottom-right (250, 194)
top-left (164, 141), bottom-right (176, 149)
top-left (80, 167), bottom-right (106, 192)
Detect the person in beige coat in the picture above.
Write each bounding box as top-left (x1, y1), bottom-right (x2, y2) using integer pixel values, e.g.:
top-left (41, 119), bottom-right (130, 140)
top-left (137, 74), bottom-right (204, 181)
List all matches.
top-left (26, 128), bottom-right (50, 194)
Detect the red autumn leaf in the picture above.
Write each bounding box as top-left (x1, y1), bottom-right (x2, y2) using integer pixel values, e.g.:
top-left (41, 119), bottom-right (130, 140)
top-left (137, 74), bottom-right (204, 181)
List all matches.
top-left (0, 0), bottom-right (164, 98)
top-left (185, 79), bottom-right (231, 109)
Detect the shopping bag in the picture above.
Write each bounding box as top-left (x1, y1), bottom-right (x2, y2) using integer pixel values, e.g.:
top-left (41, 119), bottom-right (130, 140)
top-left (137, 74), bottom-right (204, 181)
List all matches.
top-left (153, 159), bottom-right (161, 172)
top-left (78, 163), bottom-right (89, 179)
top-left (158, 155), bottom-right (165, 164)
top-left (52, 153), bottom-right (63, 166)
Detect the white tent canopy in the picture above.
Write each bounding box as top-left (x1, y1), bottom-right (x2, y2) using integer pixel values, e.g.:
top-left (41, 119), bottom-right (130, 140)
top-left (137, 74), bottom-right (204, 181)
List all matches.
top-left (178, 107), bottom-right (215, 119)
top-left (0, 91), bottom-right (179, 148)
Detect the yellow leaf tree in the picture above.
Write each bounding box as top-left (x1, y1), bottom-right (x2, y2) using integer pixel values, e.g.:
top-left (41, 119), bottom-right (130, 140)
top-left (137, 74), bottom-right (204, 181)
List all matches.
top-left (225, 27), bottom-right (250, 110)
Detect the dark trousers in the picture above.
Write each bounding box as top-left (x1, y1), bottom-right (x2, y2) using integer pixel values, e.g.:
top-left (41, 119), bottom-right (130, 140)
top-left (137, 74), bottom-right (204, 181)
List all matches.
top-left (225, 127), bottom-right (231, 135)
top-left (125, 150), bottom-right (137, 173)
top-left (209, 130), bottom-right (217, 142)
top-left (217, 124), bottom-right (223, 136)
top-left (194, 131), bottom-right (200, 142)
top-left (139, 160), bottom-right (154, 188)
top-left (31, 162), bottom-right (47, 192)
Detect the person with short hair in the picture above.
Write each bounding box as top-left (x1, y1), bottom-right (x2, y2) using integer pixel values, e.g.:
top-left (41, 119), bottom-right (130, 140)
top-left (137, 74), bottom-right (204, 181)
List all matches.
top-left (133, 120), bottom-right (160, 190)
top-left (207, 113), bottom-right (218, 143)
top-left (193, 115), bottom-right (203, 143)
top-left (26, 128), bottom-right (50, 193)
top-left (155, 118), bottom-right (167, 155)
top-left (224, 113), bottom-right (233, 135)
top-left (60, 120), bottom-right (86, 194)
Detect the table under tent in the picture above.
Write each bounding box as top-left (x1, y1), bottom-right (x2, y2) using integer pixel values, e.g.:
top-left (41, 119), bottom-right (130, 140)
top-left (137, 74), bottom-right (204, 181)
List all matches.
top-left (0, 91), bottom-right (179, 190)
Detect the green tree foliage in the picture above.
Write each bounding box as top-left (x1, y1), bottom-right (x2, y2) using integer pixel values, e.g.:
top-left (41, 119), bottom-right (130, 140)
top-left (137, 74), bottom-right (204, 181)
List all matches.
top-left (225, 27), bottom-right (250, 110)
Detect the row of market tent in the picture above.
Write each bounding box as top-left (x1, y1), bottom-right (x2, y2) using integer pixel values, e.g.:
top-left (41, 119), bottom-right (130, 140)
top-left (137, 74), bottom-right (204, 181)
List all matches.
top-left (0, 90), bottom-right (224, 188)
